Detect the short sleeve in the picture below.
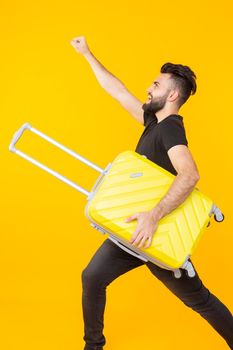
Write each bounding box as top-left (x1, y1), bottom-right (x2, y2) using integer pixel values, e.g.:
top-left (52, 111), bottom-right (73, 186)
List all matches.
top-left (160, 118), bottom-right (188, 152)
top-left (143, 110), bottom-right (157, 127)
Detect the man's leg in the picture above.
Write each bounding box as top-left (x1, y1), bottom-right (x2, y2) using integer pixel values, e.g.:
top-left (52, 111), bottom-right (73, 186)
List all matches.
top-left (145, 259), bottom-right (233, 349)
top-left (81, 238), bottom-right (145, 350)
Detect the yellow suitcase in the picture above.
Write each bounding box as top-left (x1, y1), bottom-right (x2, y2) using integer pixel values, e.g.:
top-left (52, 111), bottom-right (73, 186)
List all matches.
top-left (9, 123), bottom-right (224, 279)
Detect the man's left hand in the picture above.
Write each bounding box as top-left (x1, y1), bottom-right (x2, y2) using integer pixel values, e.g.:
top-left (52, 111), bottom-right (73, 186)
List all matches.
top-left (124, 210), bottom-right (159, 249)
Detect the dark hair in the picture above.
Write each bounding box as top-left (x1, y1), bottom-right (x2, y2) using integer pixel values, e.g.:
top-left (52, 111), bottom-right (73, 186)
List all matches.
top-left (160, 62), bottom-right (197, 107)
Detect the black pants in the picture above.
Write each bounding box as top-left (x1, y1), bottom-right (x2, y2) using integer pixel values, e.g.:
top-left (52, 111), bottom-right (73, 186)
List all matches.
top-left (81, 238), bottom-right (233, 350)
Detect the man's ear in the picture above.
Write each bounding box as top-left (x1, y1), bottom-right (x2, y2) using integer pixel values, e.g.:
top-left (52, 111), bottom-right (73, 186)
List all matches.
top-left (168, 89), bottom-right (179, 103)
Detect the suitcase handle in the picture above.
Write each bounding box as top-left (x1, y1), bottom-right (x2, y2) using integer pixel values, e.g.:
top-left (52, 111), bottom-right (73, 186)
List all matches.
top-left (87, 162), bottom-right (112, 201)
top-left (9, 122), bottom-right (32, 152)
top-left (9, 122), bottom-right (105, 196)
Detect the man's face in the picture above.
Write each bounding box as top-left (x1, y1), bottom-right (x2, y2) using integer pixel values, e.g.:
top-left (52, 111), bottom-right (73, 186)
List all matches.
top-left (142, 73), bottom-right (173, 114)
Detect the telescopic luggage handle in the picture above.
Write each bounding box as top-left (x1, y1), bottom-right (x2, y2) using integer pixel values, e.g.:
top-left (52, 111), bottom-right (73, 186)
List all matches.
top-left (9, 123), bottom-right (225, 224)
top-left (9, 122), bottom-right (109, 197)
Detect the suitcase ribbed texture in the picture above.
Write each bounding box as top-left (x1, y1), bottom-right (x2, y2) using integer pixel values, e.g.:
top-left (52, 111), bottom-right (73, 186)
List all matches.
top-left (86, 151), bottom-right (213, 268)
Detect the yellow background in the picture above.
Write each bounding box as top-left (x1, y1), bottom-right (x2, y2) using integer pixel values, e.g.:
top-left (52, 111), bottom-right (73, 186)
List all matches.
top-left (1, 0), bottom-right (233, 349)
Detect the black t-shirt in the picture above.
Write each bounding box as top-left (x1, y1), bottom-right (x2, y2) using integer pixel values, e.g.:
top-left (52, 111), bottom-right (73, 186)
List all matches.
top-left (135, 110), bottom-right (188, 175)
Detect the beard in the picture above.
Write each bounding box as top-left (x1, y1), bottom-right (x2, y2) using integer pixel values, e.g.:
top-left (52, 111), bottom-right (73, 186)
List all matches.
top-left (142, 91), bottom-right (169, 114)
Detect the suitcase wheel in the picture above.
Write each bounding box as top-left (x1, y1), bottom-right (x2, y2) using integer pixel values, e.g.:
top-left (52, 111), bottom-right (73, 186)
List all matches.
top-left (214, 213), bottom-right (225, 222)
top-left (173, 269), bottom-right (182, 279)
top-left (185, 269), bottom-right (196, 278)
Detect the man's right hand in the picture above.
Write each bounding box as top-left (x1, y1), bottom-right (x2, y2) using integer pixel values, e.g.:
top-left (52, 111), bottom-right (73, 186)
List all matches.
top-left (70, 36), bottom-right (90, 56)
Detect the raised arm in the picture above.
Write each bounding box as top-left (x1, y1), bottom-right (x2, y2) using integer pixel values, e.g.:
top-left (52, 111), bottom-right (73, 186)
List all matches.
top-left (70, 36), bottom-right (144, 125)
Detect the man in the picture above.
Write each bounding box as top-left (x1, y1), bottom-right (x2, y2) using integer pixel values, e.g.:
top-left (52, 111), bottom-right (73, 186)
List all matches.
top-left (70, 36), bottom-right (233, 350)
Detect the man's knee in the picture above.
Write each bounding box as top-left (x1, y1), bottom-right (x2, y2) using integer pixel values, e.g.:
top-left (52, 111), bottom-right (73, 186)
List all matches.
top-left (82, 267), bottom-right (96, 288)
top-left (81, 266), bottom-right (105, 292)
top-left (181, 284), bottom-right (211, 311)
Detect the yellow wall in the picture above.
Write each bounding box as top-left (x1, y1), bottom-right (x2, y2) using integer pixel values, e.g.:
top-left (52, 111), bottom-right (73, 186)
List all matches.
top-left (1, 0), bottom-right (232, 349)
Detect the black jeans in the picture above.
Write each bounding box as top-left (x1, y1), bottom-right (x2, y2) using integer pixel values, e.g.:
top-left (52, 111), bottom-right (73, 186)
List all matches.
top-left (81, 238), bottom-right (233, 350)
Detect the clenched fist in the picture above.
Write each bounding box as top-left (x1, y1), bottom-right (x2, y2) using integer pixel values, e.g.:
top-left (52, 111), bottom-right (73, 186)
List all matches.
top-left (70, 36), bottom-right (90, 55)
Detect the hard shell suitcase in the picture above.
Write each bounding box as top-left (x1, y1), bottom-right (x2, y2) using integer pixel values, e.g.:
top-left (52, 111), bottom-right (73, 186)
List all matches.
top-left (9, 123), bottom-right (224, 279)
